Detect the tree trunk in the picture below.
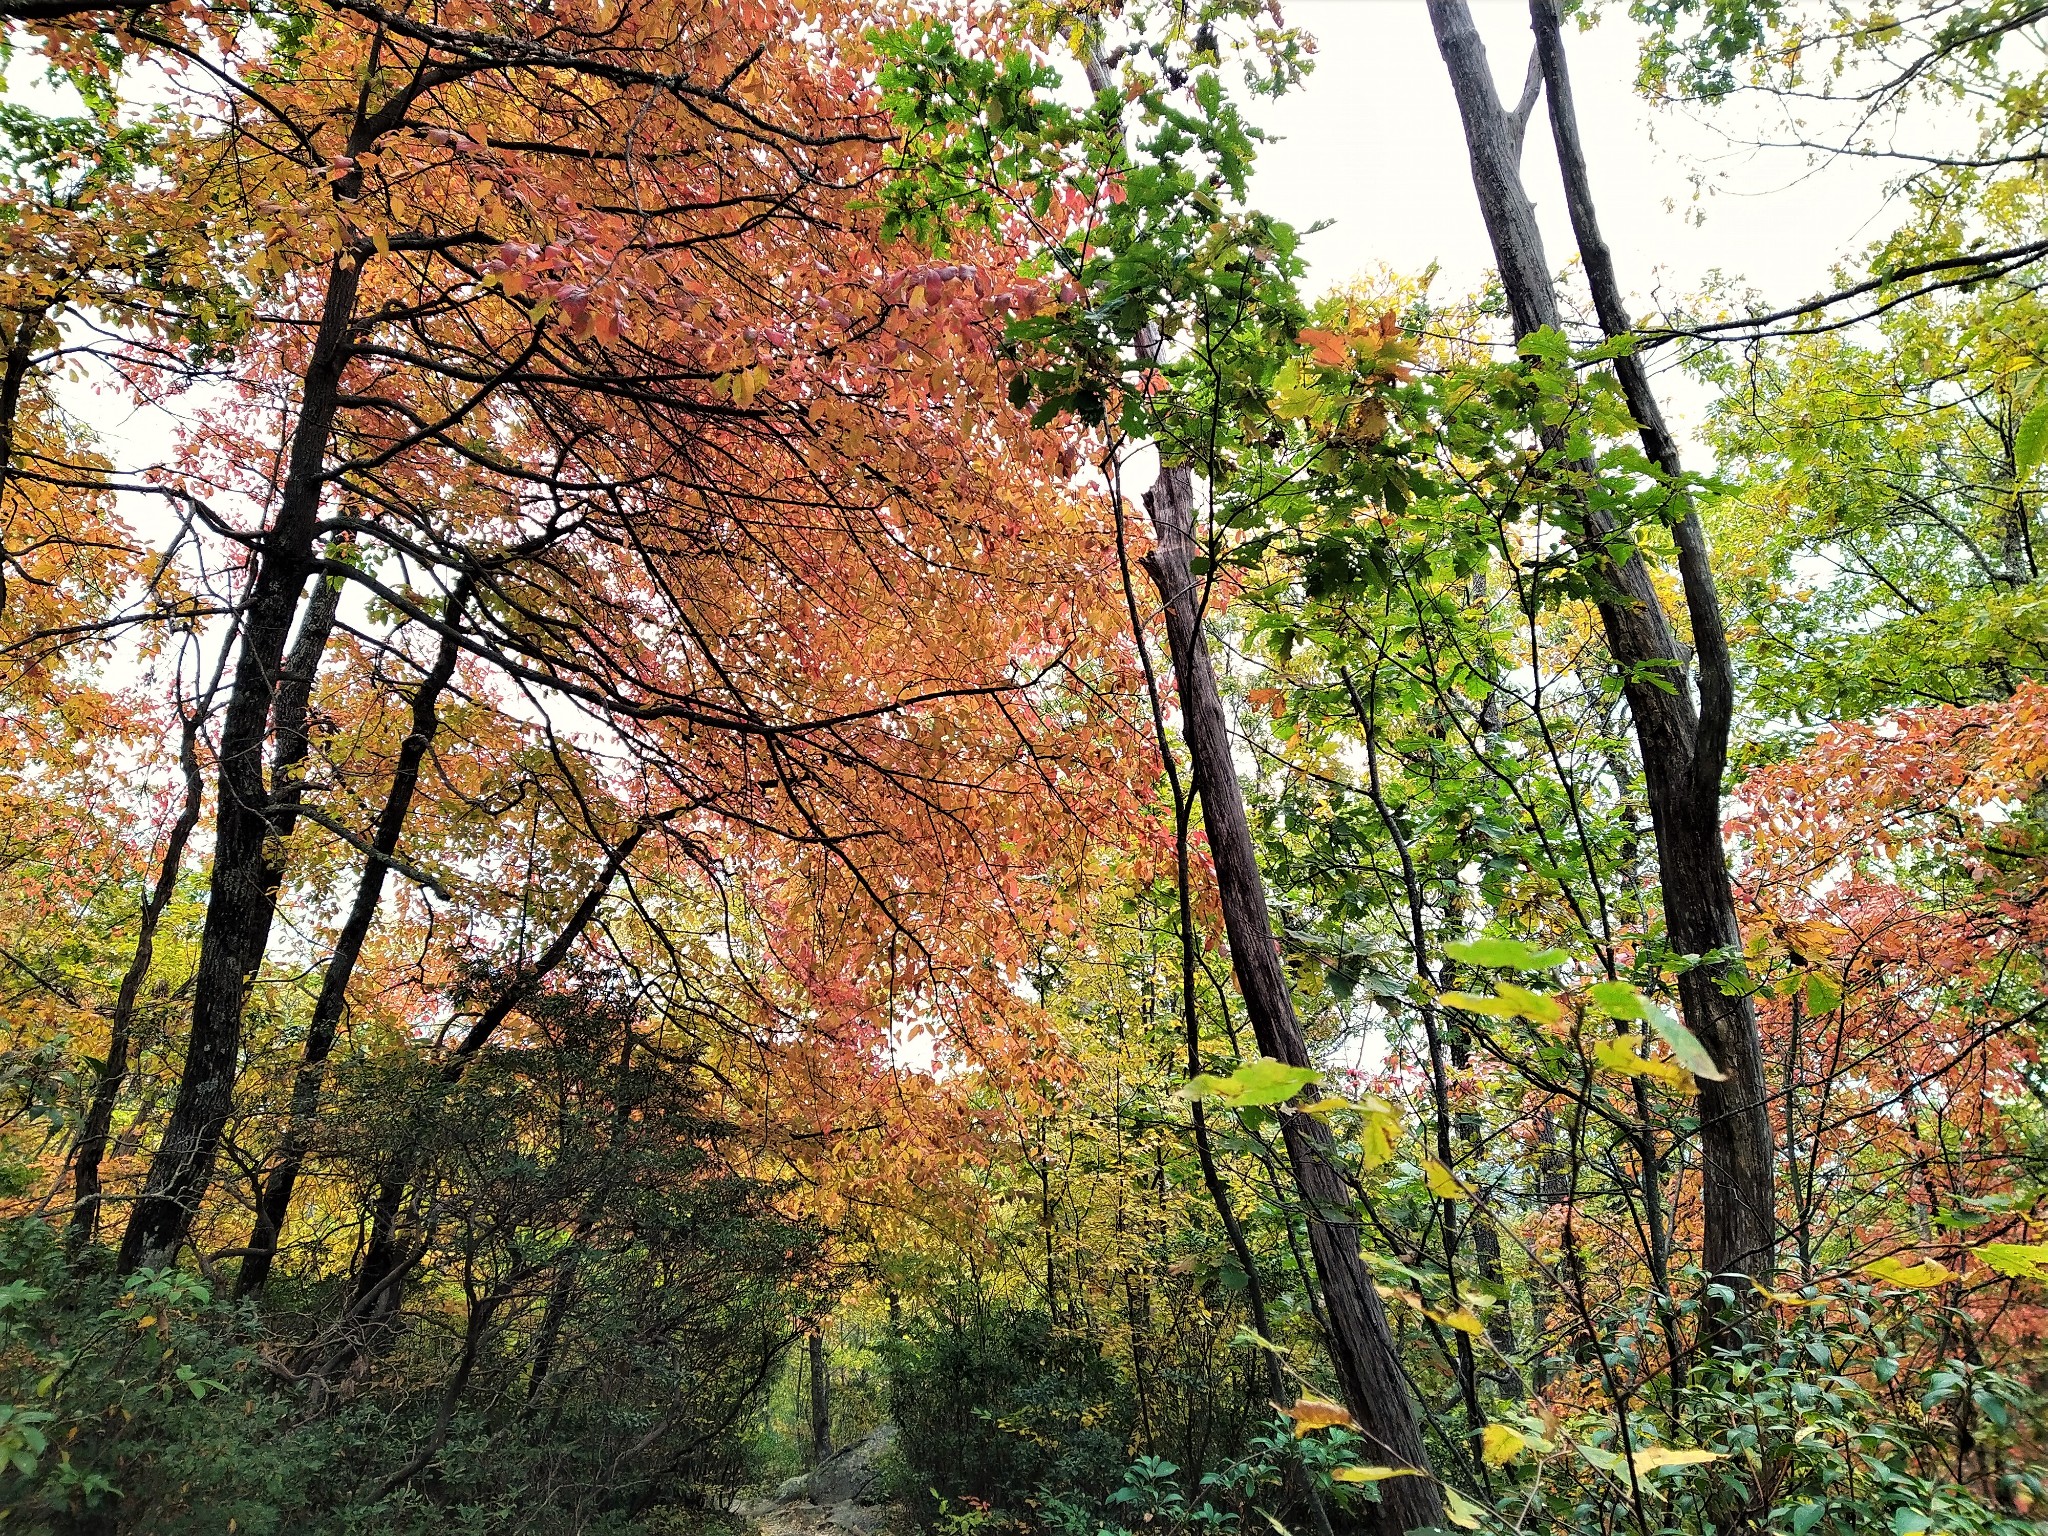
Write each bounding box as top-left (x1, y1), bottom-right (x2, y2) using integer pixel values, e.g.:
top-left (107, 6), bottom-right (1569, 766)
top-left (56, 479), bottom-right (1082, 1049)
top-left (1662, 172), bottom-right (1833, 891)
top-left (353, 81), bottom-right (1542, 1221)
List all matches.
top-left (1423, 0), bottom-right (1777, 1291)
top-left (69, 691), bottom-right (208, 1249)
top-left (1140, 466), bottom-right (1442, 1533)
top-left (808, 1329), bottom-right (832, 1465)
top-left (0, 306), bottom-right (46, 548)
top-left (117, 255), bottom-right (364, 1273)
top-left (236, 588), bottom-right (467, 1296)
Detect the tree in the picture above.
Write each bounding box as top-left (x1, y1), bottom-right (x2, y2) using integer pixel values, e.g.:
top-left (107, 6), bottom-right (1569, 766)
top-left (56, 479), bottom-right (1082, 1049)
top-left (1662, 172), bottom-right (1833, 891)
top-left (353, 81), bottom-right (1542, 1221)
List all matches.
top-left (1423, 0), bottom-right (1778, 1295)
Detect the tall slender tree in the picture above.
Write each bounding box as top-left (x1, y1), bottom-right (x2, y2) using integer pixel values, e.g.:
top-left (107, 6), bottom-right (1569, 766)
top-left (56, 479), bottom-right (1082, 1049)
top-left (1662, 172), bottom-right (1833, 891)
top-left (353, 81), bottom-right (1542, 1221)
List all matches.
top-left (1424, 0), bottom-right (1777, 1293)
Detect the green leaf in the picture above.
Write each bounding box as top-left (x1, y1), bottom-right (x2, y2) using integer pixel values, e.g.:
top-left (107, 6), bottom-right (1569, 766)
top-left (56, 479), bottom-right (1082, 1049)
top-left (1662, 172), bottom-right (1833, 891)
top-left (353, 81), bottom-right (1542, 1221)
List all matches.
top-left (1972, 1242), bottom-right (2048, 1279)
top-left (2016, 400), bottom-right (2048, 478)
top-left (1803, 972), bottom-right (1842, 1014)
top-left (1587, 982), bottom-right (1726, 1081)
top-left (1440, 1485), bottom-right (1489, 1530)
top-left (1185, 1058), bottom-right (1319, 1107)
top-left (1227, 1059), bottom-right (1320, 1105)
top-left (1439, 986), bottom-right (1561, 1026)
top-left (1517, 326), bottom-right (1570, 364)
top-left (1444, 937), bottom-right (1569, 971)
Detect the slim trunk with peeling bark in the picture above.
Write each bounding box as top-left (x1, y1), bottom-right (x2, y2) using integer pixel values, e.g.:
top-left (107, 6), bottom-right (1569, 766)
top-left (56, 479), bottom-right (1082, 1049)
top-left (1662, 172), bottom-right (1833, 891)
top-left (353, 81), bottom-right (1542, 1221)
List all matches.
top-left (1140, 466), bottom-right (1442, 1535)
top-left (118, 256), bottom-right (365, 1274)
top-left (1423, 0), bottom-right (1777, 1291)
top-left (236, 586), bottom-right (468, 1297)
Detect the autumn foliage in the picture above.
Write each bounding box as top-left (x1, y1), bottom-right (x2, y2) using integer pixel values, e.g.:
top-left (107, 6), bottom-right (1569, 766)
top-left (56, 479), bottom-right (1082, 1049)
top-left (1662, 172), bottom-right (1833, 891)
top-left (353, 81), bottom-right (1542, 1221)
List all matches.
top-left (2, 0), bottom-right (2047, 1531)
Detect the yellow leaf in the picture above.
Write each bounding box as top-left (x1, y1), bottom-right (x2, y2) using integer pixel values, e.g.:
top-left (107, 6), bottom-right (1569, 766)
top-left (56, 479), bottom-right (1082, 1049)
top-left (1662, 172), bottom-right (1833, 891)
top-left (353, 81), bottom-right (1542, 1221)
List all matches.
top-left (1330, 1465), bottom-right (1422, 1484)
top-left (1480, 1425), bottom-right (1526, 1466)
top-left (1277, 1396), bottom-right (1356, 1437)
top-left (1592, 1035), bottom-right (1696, 1095)
top-left (1441, 1486), bottom-right (1489, 1530)
top-left (370, 227), bottom-right (390, 256)
top-left (1423, 1159), bottom-right (1469, 1201)
top-left (1357, 1095), bottom-right (1400, 1169)
top-left (1629, 1446), bottom-right (1724, 1474)
top-left (1439, 985), bottom-right (1559, 1025)
top-left (1751, 1280), bottom-right (1829, 1307)
top-left (1437, 1307), bottom-right (1486, 1337)
top-left (1864, 1256), bottom-right (1952, 1289)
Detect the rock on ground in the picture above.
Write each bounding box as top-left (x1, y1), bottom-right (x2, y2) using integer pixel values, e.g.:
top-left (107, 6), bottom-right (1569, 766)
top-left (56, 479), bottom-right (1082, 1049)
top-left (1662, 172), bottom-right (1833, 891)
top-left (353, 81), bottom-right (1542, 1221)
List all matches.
top-left (742, 1425), bottom-right (905, 1536)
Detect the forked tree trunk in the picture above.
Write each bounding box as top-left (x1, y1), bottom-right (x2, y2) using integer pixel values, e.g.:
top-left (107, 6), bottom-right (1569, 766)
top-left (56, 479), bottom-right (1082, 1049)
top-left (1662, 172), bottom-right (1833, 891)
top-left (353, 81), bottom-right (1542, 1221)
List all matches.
top-left (1141, 466), bottom-right (1443, 1535)
top-left (1423, 0), bottom-right (1776, 1292)
top-left (236, 587), bottom-right (469, 1297)
top-left (117, 256), bottom-right (365, 1274)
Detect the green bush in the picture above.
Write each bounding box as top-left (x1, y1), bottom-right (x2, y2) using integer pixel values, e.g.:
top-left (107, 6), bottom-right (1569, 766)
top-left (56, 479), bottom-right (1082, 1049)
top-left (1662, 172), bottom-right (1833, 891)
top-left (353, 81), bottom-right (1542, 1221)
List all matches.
top-left (886, 1306), bottom-right (1133, 1524)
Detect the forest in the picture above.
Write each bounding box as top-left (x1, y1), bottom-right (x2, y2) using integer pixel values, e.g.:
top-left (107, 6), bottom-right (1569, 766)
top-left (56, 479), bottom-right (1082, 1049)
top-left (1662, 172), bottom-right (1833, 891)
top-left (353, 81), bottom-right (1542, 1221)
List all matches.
top-left (0, 0), bottom-right (2044, 1529)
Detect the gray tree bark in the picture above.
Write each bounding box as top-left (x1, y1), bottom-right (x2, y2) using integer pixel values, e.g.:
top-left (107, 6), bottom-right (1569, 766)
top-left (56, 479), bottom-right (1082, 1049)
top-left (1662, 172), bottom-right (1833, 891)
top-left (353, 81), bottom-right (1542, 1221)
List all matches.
top-left (1424, 0), bottom-right (1777, 1292)
top-left (1140, 466), bottom-right (1443, 1534)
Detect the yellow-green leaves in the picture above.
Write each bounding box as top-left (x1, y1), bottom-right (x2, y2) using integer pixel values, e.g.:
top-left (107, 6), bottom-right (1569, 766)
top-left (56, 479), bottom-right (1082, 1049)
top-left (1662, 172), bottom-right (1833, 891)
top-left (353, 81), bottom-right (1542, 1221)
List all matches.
top-left (2016, 399), bottom-right (2048, 478)
top-left (1423, 1158), bottom-right (1470, 1201)
top-left (1864, 1255), bottom-right (1952, 1289)
top-left (1354, 1092), bottom-right (1401, 1168)
top-left (1185, 1058), bottom-right (1319, 1107)
top-left (1444, 937), bottom-right (1568, 970)
top-left (1300, 1091), bottom-right (1402, 1166)
top-left (1578, 1439), bottom-right (1725, 1495)
top-left (1440, 1486), bottom-right (1489, 1529)
top-left (1973, 1242), bottom-right (2048, 1278)
top-left (1268, 357), bottom-right (1323, 420)
top-left (1587, 981), bottom-right (1726, 1081)
top-left (1329, 1465), bottom-right (1422, 1484)
top-left (1480, 1424), bottom-right (1527, 1466)
top-left (1752, 1280), bottom-right (1829, 1307)
top-left (1591, 1035), bottom-right (1696, 1095)
top-left (1438, 983), bottom-right (1561, 1026)
top-left (1628, 1446), bottom-right (1725, 1474)
top-left (1803, 972), bottom-right (1843, 1014)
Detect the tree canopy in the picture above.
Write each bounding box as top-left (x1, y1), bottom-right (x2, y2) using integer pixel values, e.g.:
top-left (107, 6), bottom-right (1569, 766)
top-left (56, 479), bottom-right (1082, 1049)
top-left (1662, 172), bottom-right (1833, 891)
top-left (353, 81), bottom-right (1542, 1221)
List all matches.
top-left (1, 0), bottom-right (2045, 1532)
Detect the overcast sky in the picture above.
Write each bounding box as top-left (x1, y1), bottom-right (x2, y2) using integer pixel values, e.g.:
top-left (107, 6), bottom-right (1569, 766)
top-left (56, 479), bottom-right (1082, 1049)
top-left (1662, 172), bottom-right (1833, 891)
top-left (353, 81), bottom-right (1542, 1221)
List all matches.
top-left (1241, 1), bottom-right (1904, 439)
top-left (13, 4), bottom-right (1909, 466)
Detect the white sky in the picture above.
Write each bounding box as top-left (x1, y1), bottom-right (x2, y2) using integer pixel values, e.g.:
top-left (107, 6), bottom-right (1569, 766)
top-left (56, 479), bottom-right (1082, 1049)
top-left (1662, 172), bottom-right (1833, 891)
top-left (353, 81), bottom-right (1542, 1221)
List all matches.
top-left (1242, 0), bottom-right (1904, 442)
top-left (14, 4), bottom-right (1907, 468)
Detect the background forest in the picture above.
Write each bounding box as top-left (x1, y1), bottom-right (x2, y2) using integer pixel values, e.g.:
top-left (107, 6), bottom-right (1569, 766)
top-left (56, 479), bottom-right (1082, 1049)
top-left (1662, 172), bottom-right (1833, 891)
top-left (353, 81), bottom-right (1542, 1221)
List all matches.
top-left (0, 0), bottom-right (2044, 1532)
